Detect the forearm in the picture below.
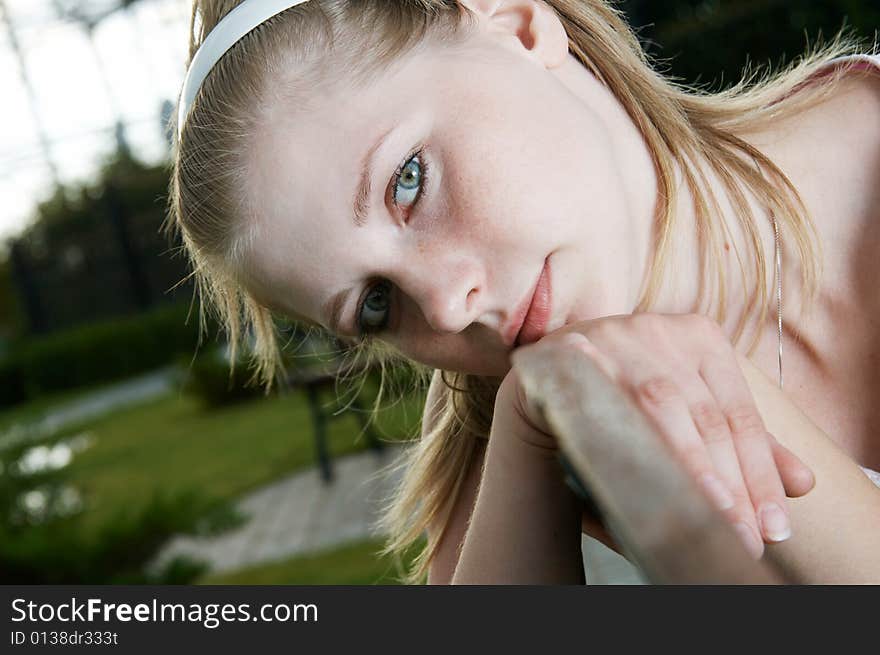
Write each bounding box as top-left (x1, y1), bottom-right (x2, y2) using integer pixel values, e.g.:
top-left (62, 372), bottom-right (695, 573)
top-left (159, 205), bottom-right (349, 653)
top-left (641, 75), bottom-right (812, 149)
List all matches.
top-left (740, 356), bottom-right (880, 583)
top-left (451, 414), bottom-right (585, 584)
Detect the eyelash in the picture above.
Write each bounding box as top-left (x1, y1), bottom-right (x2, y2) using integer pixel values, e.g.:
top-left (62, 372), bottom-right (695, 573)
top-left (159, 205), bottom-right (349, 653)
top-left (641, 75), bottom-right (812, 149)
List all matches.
top-left (391, 145), bottom-right (430, 213)
top-left (355, 147), bottom-right (431, 338)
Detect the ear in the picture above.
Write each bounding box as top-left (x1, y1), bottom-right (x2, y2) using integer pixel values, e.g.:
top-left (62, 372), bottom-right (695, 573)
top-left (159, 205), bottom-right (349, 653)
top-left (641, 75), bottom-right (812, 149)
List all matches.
top-left (457, 0), bottom-right (569, 69)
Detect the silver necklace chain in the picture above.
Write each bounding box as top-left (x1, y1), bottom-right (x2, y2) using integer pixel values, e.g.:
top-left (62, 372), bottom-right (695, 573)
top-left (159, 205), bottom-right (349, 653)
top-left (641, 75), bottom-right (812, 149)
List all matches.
top-left (751, 153), bottom-right (783, 389)
top-left (772, 211), bottom-right (783, 389)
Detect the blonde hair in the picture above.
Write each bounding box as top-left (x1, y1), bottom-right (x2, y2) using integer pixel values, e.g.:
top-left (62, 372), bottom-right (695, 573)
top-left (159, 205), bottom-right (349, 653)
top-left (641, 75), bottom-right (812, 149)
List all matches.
top-left (165, 0), bottom-right (876, 583)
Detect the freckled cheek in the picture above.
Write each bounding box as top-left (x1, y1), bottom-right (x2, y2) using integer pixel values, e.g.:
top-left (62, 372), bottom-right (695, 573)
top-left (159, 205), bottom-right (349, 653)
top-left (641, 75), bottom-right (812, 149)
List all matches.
top-left (428, 145), bottom-right (498, 234)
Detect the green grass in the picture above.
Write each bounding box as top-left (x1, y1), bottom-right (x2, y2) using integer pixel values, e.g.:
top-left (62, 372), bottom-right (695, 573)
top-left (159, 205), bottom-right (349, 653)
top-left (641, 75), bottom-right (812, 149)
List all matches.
top-left (198, 537), bottom-right (425, 585)
top-left (41, 375), bottom-right (427, 535)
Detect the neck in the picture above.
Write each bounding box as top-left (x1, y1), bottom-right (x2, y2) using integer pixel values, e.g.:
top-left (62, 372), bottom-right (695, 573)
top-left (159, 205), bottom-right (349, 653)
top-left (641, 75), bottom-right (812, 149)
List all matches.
top-left (579, 67), bottom-right (784, 352)
top-left (633, 151), bottom-right (783, 343)
top-left (554, 53), bottom-right (861, 383)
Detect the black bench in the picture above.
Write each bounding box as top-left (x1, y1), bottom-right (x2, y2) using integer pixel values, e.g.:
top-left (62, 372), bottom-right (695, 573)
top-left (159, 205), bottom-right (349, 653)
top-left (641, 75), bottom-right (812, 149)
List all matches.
top-left (286, 363), bottom-right (384, 484)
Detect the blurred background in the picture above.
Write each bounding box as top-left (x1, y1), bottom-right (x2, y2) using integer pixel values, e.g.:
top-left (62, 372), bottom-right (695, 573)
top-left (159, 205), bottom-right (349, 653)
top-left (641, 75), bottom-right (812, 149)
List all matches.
top-left (0, 0), bottom-right (877, 585)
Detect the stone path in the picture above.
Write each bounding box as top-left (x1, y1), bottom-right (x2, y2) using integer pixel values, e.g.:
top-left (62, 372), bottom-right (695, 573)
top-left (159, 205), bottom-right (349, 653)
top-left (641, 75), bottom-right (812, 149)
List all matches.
top-left (155, 444), bottom-right (645, 584)
top-left (155, 446), bottom-right (407, 574)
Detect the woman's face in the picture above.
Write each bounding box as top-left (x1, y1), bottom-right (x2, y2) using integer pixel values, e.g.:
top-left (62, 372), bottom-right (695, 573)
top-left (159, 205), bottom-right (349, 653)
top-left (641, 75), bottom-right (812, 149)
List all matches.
top-left (243, 9), bottom-right (647, 376)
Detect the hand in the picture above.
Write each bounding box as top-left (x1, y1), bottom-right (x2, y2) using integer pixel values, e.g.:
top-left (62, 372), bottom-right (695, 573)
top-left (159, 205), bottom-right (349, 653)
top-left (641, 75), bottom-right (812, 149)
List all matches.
top-left (503, 312), bottom-right (816, 559)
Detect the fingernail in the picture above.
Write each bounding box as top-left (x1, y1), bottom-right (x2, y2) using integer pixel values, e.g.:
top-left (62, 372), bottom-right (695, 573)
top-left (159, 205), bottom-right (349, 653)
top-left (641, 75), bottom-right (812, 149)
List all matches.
top-left (700, 473), bottom-right (735, 511)
top-left (759, 502), bottom-right (791, 542)
top-left (734, 522), bottom-right (763, 559)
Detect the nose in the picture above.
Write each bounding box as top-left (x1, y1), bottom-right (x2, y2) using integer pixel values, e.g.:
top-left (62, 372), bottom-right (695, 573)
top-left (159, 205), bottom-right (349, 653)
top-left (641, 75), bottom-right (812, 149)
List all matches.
top-left (400, 254), bottom-right (485, 334)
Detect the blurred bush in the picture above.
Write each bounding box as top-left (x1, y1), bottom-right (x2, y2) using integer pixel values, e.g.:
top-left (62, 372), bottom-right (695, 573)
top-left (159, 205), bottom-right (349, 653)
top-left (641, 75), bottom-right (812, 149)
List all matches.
top-left (0, 436), bottom-right (242, 584)
top-left (0, 490), bottom-right (235, 584)
top-left (179, 345), bottom-right (264, 408)
top-left (179, 322), bottom-right (342, 407)
top-left (0, 303), bottom-right (210, 407)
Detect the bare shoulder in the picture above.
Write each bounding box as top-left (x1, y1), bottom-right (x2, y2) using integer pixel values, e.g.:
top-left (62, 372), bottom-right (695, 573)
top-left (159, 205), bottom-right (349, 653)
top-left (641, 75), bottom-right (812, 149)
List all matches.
top-left (783, 68), bottom-right (880, 181)
top-left (789, 60), bottom-right (880, 120)
top-left (820, 65), bottom-right (880, 153)
top-left (744, 62), bottom-right (880, 268)
top-left (753, 63), bottom-right (880, 158)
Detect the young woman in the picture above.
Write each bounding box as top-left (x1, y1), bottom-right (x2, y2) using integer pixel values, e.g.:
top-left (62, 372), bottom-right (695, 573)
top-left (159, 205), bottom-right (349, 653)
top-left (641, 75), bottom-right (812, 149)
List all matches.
top-left (167, 0), bottom-right (880, 583)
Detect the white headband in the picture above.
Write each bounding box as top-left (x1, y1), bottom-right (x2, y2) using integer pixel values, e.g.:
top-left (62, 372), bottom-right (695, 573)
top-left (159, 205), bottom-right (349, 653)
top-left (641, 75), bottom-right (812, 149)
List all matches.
top-left (177, 0), bottom-right (313, 139)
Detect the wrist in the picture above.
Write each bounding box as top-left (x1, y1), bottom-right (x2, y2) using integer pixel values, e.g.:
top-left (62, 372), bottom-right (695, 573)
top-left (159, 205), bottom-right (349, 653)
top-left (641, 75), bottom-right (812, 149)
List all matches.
top-left (493, 372), bottom-right (558, 452)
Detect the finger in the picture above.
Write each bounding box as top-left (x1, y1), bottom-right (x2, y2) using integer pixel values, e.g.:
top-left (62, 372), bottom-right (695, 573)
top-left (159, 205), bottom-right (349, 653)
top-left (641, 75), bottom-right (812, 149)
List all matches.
top-left (625, 372), bottom-right (729, 510)
top-left (673, 374), bottom-right (766, 558)
top-left (557, 333), bottom-right (750, 534)
top-left (573, 335), bottom-right (758, 553)
top-left (700, 353), bottom-right (792, 549)
top-left (556, 337), bottom-right (725, 513)
top-left (768, 432), bottom-right (815, 497)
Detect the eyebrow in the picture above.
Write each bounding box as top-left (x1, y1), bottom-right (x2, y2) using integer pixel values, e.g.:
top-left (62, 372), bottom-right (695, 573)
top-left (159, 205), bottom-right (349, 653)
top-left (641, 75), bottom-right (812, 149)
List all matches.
top-left (353, 125), bottom-right (395, 226)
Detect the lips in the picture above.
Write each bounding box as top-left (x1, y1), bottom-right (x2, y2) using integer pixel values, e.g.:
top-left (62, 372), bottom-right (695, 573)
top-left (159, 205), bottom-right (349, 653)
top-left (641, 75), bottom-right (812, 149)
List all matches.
top-left (504, 258), bottom-right (552, 348)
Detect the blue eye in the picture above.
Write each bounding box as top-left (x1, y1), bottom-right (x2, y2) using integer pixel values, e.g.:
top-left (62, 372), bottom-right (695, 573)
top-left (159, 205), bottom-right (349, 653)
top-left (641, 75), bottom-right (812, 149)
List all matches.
top-left (392, 149), bottom-right (429, 210)
top-left (357, 279), bottom-right (392, 335)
